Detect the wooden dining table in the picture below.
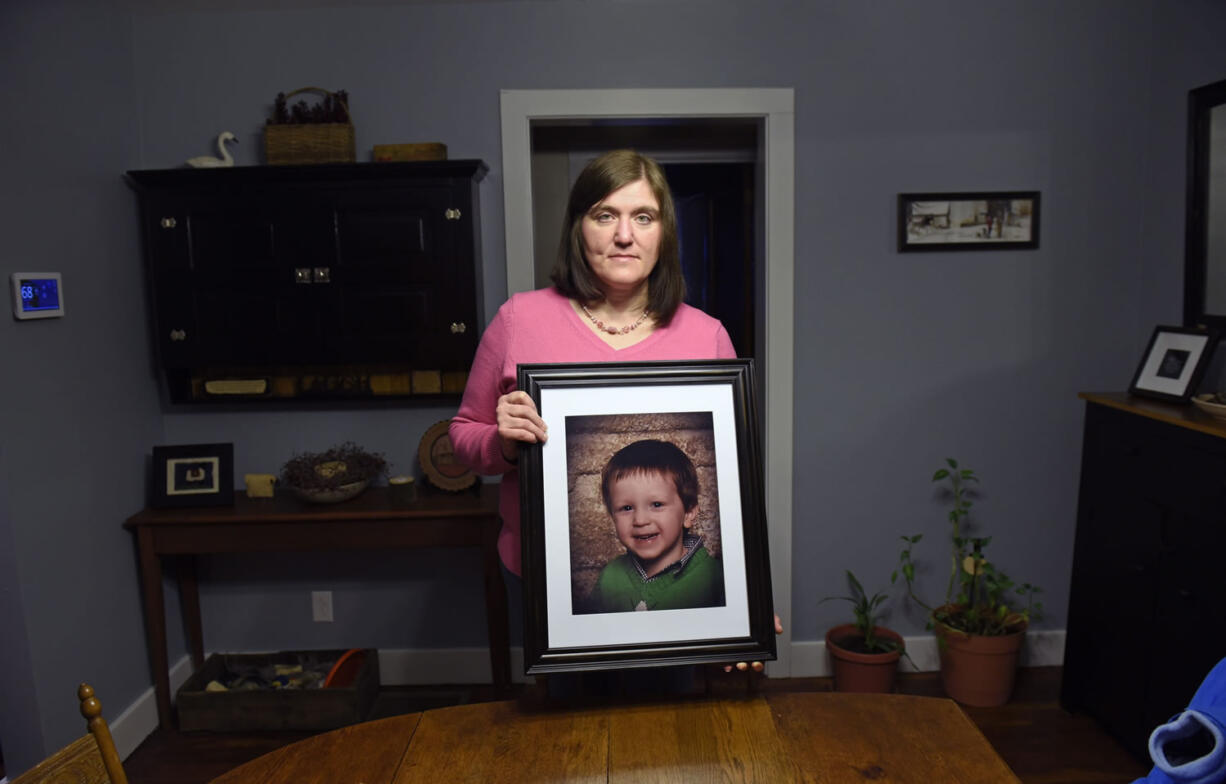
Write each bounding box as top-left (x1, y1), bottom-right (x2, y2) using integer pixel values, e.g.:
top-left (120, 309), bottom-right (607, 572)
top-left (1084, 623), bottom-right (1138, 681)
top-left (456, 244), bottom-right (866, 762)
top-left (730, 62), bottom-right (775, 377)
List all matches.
top-left (208, 691), bottom-right (1020, 783)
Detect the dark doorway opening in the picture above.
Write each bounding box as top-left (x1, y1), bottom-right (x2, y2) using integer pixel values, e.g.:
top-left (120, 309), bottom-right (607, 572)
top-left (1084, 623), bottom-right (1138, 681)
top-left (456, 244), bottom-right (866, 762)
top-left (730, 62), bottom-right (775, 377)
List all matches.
top-left (665, 161), bottom-right (755, 360)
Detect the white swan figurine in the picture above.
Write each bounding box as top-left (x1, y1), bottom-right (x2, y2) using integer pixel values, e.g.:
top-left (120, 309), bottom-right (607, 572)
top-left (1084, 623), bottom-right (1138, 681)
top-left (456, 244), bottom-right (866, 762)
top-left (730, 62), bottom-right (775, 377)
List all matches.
top-left (186, 131), bottom-right (237, 168)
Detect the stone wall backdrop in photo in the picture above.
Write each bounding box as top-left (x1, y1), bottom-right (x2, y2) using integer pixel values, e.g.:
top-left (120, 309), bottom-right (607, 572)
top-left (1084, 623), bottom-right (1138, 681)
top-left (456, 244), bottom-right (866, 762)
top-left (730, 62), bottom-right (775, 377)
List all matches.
top-left (564, 412), bottom-right (722, 608)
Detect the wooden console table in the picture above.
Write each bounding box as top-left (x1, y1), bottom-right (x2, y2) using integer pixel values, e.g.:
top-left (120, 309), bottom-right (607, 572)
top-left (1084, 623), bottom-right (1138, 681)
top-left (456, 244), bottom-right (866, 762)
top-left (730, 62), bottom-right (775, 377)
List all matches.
top-left (125, 484), bottom-right (509, 730)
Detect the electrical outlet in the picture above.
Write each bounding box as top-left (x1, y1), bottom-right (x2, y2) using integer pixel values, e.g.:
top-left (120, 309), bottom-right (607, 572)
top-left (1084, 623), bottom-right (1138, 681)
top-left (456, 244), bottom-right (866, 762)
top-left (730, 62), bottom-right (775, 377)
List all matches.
top-left (311, 590), bottom-right (333, 622)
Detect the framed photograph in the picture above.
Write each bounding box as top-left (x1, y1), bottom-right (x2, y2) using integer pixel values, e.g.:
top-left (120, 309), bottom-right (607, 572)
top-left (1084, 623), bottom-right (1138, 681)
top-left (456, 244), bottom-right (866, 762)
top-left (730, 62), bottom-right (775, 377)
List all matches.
top-left (1129, 326), bottom-right (1219, 403)
top-left (898, 191), bottom-right (1040, 251)
top-left (517, 359), bottom-right (776, 674)
top-left (150, 443), bottom-right (234, 508)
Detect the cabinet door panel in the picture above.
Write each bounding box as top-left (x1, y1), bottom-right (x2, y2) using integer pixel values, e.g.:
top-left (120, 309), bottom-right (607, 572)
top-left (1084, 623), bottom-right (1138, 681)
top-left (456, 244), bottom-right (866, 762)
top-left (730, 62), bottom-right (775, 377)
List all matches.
top-left (336, 191), bottom-right (450, 279)
top-left (1147, 508), bottom-right (1226, 735)
top-left (1066, 491), bottom-right (1160, 755)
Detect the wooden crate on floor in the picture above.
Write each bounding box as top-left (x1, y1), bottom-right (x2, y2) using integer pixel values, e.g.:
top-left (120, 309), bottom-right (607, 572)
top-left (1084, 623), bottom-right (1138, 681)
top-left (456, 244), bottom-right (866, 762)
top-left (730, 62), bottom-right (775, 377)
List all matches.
top-left (176, 649), bottom-right (378, 732)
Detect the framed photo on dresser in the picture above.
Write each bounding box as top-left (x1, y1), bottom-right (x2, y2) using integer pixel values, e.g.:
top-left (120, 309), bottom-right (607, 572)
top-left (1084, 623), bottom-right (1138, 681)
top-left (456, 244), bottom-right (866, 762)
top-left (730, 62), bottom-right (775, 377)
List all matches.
top-left (1128, 325), bottom-right (1219, 403)
top-left (515, 359), bottom-right (776, 674)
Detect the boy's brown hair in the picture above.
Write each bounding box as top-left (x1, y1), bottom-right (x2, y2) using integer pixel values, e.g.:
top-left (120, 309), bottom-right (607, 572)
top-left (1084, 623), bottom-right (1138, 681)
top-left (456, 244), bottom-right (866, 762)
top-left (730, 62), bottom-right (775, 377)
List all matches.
top-left (600, 439), bottom-right (699, 514)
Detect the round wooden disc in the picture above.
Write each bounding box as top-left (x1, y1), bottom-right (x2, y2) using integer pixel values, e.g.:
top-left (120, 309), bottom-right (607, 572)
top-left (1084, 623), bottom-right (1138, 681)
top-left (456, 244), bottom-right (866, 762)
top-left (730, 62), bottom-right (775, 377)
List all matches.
top-left (418, 419), bottom-right (477, 491)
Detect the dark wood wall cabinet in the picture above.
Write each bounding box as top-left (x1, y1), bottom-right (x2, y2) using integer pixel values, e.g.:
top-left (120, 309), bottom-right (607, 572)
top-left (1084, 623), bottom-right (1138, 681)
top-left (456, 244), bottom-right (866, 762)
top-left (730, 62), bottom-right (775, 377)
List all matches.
top-left (127, 161), bottom-right (487, 404)
top-left (1063, 392), bottom-right (1226, 761)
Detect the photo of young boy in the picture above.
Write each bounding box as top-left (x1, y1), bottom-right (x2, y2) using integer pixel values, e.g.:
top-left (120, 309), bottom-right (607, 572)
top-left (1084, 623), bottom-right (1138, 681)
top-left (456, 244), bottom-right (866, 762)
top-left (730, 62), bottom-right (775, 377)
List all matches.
top-left (582, 438), bottom-right (726, 614)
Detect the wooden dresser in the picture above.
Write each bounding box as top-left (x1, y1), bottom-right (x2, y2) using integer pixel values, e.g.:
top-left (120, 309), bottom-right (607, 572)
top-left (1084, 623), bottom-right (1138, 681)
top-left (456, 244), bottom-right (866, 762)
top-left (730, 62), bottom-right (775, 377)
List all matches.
top-left (1062, 392), bottom-right (1226, 761)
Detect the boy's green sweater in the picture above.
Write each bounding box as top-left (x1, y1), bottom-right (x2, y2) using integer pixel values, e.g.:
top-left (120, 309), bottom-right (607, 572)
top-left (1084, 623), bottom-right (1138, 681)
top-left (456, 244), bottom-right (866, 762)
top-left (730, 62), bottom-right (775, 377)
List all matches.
top-left (588, 541), bottom-right (725, 613)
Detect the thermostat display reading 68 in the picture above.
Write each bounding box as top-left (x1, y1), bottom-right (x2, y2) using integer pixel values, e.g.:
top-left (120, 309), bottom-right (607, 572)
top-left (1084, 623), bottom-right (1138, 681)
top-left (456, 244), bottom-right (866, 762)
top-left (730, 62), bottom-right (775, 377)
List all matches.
top-left (10, 272), bottom-right (64, 320)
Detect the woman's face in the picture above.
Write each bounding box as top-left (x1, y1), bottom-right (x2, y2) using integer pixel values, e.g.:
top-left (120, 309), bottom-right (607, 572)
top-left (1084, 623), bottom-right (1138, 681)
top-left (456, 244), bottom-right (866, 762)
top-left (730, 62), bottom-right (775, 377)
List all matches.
top-left (580, 178), bottom-right (661, 298)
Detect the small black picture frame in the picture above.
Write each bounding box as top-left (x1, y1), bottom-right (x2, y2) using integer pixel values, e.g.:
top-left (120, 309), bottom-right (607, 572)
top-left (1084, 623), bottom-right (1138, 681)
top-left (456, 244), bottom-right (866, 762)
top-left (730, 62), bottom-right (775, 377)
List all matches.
top-left (517, 359), bottom-right (776, 674)
top-left (898, 191), bottom-right (1040, 251)
top-left (150, 443), bottom-right (234, 508)
top-left (1128, 325), bottom-right (1219, 403)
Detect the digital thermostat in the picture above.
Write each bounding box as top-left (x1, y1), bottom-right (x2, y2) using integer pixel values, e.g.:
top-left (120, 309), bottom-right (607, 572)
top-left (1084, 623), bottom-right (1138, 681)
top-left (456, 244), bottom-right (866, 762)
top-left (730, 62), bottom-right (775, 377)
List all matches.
top-left (10, 272), bottom-right (64, 320)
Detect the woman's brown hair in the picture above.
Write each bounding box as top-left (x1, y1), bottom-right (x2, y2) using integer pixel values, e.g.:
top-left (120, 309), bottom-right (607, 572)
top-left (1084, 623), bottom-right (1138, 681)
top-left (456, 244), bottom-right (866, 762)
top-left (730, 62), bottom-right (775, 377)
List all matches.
top-left (549, 149), bottom-right (685, 325)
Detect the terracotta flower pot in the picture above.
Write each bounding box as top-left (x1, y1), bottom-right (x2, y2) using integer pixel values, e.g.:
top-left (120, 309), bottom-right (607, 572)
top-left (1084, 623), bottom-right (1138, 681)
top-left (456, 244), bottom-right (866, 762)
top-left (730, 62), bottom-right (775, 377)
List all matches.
top-left (934, 611), bottom-right (1027, 707)
top-left (825, 624), bottom-right (904, 693)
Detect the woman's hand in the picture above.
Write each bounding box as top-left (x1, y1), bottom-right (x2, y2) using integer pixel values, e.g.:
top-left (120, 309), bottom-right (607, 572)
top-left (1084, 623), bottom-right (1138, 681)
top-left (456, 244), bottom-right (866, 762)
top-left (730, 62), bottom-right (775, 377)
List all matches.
top-left (496, 390), bottom-right (547, 463)
top-left (724, 614), bottom-right (783, 673)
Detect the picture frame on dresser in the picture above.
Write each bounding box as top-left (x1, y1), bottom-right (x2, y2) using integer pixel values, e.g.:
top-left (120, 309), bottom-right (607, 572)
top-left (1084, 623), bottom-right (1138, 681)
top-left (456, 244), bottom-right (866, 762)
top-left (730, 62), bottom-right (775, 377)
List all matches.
top-left (1128, 325), bottom-right (1219, 403)
top-left (515, 359), bottom-right (776, 674)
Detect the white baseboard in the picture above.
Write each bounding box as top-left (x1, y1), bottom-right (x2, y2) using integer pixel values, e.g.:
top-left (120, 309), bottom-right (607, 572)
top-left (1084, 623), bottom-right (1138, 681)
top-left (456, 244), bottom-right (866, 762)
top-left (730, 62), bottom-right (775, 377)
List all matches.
top-left (788, 628), bottom-right (1066, 677)
top-left (375, 647), bottom-right (533, 686)
top-left (110, 654), bottom-right (196, 760)
top-left (109, 631), bottom-right (1065, 760)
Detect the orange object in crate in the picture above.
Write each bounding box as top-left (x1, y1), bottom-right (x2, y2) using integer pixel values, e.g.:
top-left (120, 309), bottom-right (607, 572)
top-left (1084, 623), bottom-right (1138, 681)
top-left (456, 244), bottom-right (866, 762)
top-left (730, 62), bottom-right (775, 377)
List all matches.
top-left (324, 648), bottom-right (367, 688)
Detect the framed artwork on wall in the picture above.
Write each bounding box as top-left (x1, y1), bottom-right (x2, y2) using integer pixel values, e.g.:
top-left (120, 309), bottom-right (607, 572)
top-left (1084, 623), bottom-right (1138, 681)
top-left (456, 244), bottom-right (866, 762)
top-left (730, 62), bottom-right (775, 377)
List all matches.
top-left (150, 443), bottom-right (234, 508)
top-left (1128, 325), bottom-right (1219, 403)
top-left (516, 359), bottom-right (776, 674)
top-left (898, 191), bottom-right (1040, 251)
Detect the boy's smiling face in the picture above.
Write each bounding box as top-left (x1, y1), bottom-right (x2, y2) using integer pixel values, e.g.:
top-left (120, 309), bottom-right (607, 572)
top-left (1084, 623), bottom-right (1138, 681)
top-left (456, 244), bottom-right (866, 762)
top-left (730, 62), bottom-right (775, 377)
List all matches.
top-left (608, 470), bottom-right (698, 577)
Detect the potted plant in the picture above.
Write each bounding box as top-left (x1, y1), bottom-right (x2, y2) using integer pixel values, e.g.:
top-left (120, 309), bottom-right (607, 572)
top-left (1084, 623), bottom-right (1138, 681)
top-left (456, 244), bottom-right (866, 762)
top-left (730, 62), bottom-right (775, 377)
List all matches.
top-left (821, 570), bottom-right (908, 693)
top-left (893, 458), bottom-right (1043, 707)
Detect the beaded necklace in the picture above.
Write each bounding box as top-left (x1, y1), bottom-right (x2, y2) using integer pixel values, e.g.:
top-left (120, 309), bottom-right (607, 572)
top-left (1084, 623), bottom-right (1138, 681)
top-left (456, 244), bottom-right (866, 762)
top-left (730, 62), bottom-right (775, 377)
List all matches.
top-left (579, 302), bottom-right (650, 335)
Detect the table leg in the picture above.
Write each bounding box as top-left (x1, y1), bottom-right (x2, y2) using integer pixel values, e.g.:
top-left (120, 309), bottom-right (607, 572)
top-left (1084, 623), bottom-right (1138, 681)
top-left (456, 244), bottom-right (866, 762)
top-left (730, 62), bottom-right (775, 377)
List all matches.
top-left (481, 519), bottom-right (511, 693)
top-left (179, 555), bottom-right (205, 670)
top-left (136, 527), bottom-right (173, 730)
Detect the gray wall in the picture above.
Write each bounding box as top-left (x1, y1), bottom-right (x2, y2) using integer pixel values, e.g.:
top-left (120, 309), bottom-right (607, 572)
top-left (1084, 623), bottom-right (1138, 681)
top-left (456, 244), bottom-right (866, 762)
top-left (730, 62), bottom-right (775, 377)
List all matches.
top-left (0, 0), bottom-right (165, 772)
top-left (4, 0), bottom-right (1226, 774)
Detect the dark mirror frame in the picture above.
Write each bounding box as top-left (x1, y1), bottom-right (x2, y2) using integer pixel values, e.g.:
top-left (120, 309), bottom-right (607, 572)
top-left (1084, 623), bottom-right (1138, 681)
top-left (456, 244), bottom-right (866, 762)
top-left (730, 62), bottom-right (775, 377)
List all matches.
top-left (1184, 77), bottom-right (1226, 330)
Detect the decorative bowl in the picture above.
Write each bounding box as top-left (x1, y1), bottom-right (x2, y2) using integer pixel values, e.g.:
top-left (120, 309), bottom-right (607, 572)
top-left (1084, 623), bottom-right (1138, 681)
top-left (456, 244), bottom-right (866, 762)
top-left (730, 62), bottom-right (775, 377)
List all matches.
top-left (1191, 393), bottom-right (1226, 421)
top-left (290, 479), bottom-right (370, 504)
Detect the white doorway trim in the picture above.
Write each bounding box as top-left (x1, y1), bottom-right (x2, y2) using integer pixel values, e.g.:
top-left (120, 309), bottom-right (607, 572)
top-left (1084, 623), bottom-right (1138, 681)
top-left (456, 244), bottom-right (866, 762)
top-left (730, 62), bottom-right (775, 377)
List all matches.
top-left (500, 88), bottom-right (795, 675)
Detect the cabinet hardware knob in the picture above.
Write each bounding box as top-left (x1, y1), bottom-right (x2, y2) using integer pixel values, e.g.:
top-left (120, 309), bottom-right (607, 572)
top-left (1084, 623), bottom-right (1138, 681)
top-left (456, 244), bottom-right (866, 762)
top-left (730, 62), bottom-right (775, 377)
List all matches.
top-left (160, 217), bottom-right (177, 229)
top-left (313, 267), bottom-right (330, 284)
top-left (450, 322), bottom-right (467, 334)
top-left (444, 208), bottom-right (462, 220)
top-left (295, 268), bottom-right (312, 284)
top-left (169, 329), bottom-right (187, 341)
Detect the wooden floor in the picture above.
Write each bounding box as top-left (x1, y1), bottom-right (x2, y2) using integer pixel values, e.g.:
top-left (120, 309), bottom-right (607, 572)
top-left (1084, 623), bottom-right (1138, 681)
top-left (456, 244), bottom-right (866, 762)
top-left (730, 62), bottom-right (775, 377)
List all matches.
top-left (120, 666), bottom-right (1148, 784)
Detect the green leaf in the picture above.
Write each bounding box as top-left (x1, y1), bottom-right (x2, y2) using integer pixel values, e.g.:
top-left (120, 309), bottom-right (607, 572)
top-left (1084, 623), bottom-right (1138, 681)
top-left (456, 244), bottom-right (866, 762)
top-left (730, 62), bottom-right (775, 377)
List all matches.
top-left (933, 469), bottom-right (950, 481)
top-left (946, 458), bottom-right (958, 468)
top-left (847, 570), bottom-right (865, 596)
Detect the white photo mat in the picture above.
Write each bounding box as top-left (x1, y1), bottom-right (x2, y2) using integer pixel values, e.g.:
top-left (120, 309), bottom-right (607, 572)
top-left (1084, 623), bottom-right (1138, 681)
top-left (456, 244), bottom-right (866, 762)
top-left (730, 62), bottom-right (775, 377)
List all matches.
top-left (539, 382), bottom-right (750, 649)
top-left (1134, 331), bottom-right (1211, 396)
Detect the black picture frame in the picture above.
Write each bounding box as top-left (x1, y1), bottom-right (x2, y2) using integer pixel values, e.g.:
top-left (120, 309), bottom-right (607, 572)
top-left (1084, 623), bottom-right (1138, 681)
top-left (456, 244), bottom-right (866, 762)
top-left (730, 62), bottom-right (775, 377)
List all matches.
top-left (1128, 325), bottom-right (1219, 403)
top-left (516, 359), bottom-right (776, 674)
top-left (898, 191), bottom-right (1040, 252)
top-left (150, 443), bottom-right (235, 508)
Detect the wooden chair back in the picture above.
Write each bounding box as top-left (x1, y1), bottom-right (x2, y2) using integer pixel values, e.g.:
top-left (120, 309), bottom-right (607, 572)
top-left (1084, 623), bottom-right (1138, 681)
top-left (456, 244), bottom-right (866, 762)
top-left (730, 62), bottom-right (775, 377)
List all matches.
top-left (11, 683), bottom-right (129, 784)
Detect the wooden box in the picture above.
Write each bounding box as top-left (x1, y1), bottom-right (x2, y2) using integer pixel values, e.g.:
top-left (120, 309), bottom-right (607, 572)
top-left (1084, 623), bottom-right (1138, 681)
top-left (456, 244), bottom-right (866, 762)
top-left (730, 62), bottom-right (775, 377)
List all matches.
top-left (176, 649), bottom-right (379, 732)
top-left (373, 143), bottom-right (447, 161)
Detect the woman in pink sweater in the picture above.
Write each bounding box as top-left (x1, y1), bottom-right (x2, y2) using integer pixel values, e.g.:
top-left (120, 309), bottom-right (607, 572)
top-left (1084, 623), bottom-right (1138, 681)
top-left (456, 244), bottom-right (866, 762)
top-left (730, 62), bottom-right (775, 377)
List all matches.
top-left (449, 149), bottom-right (778, 671)
top-left (450, 149), bottom-right (735, 576)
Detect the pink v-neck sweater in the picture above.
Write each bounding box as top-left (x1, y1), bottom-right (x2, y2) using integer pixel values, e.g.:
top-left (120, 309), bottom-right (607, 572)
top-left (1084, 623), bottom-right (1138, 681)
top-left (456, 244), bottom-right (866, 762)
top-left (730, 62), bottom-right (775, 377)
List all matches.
top-left (449, 287), bottom-right (736, 575)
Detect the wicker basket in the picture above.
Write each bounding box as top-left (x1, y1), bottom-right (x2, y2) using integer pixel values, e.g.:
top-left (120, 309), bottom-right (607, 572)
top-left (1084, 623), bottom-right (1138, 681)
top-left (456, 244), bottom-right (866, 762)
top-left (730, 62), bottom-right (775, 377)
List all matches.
top-left (265, 87), bottom-right (355, 165)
